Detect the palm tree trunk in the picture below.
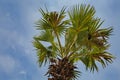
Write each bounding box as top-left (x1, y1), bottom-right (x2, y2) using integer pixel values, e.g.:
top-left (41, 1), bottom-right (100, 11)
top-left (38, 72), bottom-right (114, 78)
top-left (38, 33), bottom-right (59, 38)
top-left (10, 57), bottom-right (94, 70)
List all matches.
top-left (46, 57), bottom-right (79, 80)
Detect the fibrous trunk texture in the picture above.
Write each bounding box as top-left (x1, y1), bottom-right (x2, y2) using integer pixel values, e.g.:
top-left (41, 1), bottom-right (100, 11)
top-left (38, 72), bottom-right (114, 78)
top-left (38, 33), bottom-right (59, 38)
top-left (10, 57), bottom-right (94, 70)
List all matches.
top-left (46, 57), bottom-right (79, 80)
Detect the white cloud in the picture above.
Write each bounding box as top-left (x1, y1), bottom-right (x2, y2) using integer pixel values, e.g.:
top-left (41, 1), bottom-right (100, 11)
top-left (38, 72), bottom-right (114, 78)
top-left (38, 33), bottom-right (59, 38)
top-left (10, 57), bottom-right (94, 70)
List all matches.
top-left (0, 0), bottom-right (120, 80)
top-left (19, 70), bottom-right (27, 75)
top-left (0, 54), bottom-right (16, 74)
top-left (24, 1), bottom-right (120, 80)
top-left (0, 27), bottom-right (36, 77)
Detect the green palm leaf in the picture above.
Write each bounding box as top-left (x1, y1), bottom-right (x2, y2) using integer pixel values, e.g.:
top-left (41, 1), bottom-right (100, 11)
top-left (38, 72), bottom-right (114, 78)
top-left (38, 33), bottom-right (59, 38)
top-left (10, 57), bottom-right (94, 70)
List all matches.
top-left (33, 4), bottom-right (115, 80)
top-left (68, 4), bottom-right (95, 29)
top-left (36, 7), bottom-right (68, 36)
top-left (34, 30), bottom-right (53, 42)
top-left (33, 38), bottom-right (58, 66)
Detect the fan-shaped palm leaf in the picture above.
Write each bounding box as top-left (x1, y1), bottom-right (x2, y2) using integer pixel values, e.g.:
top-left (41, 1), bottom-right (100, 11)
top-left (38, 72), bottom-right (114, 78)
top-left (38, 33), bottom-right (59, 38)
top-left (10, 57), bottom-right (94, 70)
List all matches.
top-left (33, 4), bottom-right (115, 80)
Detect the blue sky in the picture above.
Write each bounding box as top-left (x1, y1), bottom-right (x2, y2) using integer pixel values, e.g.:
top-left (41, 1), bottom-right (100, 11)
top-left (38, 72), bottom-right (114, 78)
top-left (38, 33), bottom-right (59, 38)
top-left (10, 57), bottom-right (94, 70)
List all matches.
top-left (0, 0), bottom-right (120, 80)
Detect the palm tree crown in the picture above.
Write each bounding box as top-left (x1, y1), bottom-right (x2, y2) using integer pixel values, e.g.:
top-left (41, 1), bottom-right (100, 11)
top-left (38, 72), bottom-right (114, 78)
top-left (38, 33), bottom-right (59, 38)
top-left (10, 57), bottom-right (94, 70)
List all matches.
top-left (33, 4), bottom-right (114, 80)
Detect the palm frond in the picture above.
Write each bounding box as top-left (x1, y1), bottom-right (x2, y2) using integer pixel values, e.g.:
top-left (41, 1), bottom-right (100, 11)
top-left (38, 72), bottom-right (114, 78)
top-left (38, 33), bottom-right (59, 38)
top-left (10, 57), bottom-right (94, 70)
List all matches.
top-left (34, 30), bottom-right (54, 42)
top-left (68, 4), bottom-right (95, 30)
top-left (94, 27), bottom-right (113, 38)
top-left (36, 7), bottom-right (68, 36)
top-left (79, 47), bottom-right (114, 72)
top-left (33, 39), bottom-right (47, 66)
top-left (33, 4), bottom-right (114, 80)
top-left (33, 39), bottom-right (57, 67)
top-left (65, 27), bottom-right (77, 48)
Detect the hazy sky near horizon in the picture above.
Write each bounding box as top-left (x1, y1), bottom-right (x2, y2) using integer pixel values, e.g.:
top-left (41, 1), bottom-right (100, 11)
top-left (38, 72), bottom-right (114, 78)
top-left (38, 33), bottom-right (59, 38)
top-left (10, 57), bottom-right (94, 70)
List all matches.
top-left (0, 0), bottom-right (120, 80)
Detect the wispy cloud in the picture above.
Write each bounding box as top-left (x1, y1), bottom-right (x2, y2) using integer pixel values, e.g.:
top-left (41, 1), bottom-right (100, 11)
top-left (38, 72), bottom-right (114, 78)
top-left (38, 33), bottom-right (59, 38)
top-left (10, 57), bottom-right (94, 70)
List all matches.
top-left (0, 0), bottom-right (120, 80)
top-left (0, 54), bottom-right (16, 74)
top-left (19, 70), bottom-right (27, 75)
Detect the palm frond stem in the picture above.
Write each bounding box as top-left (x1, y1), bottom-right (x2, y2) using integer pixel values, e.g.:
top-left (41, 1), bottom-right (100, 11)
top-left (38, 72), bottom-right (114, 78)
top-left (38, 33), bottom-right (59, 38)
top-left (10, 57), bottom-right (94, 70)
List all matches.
top-left (67, 45), bottom-right (82, 58)
top-left (66, 34), bottom-right (78, 57)
top-left (54, 30), bottom-right (63, 57)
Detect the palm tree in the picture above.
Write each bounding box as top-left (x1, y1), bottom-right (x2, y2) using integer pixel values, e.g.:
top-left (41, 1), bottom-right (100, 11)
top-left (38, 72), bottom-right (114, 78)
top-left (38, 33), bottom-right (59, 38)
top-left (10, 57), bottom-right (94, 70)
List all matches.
top-left (33, 4), bottom-right (114, 80)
